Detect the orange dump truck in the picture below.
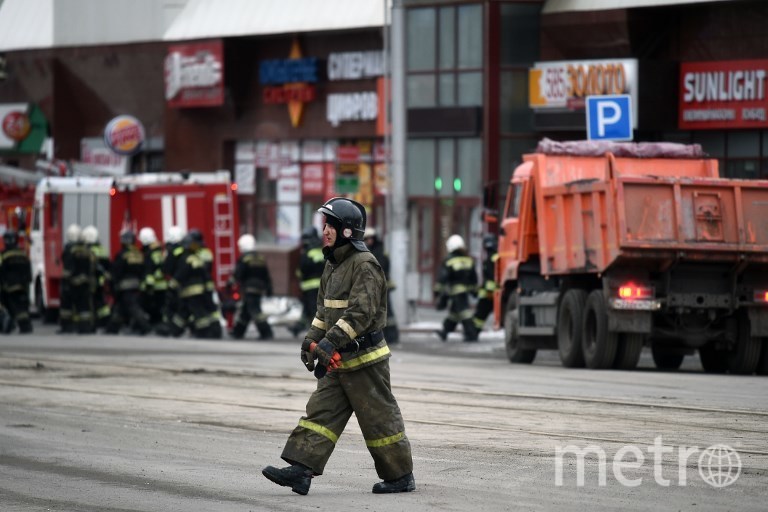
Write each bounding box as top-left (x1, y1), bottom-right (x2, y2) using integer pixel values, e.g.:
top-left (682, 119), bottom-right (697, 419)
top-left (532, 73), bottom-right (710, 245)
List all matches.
top-left (494, 139), bottom-right (768, 374)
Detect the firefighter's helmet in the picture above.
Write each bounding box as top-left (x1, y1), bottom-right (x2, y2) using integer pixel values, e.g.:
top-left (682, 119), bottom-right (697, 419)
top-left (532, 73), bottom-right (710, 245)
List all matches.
top-left (188, 228), bottom-right (204, 244)
top-left (166, 225), bottom-right (184, 244)
top-left (138, 227), bottom-right (157, 246)
top-left (66, 224), bottom-right (82, 243)
top-left (120, 230), bottom-right (136, 245)
top-left (446, 234), bottom-right (466, 253)
top-left (317, 197), bottom-right (367, 251)
top-left (82, 225), bottom-right (99, 245)
top-left (3, 230), bottom-right (18, 248)
top-left (238, 234), bottom-right (256, 253)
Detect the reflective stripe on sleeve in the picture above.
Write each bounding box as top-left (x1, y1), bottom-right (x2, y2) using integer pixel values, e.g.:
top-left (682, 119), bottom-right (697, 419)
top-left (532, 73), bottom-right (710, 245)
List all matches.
top-left (365, 431), bottom-right (405, 448)
top-left (311, 317), bottom-right (327, 330)
top-left (324, 299), bottom-right (349, 308)
top-left (298, 419), bottom-right (338, 443)
top-left (336, 318), bottom-right (357, 340)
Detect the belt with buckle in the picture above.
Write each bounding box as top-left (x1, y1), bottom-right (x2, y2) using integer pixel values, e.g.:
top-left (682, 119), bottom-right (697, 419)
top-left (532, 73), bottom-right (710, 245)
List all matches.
top-left (339, 330), bottom-right (384, 353)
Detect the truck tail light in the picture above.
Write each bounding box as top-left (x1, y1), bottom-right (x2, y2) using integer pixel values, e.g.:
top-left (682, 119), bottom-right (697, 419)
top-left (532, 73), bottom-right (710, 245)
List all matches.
top-left (618, 282), bottom-right (652, 300)
top-left (231, 183), bottom-right (238, 191)
top-left (754, 290), bottom-right (768, 303)
top-left (109, 187), bottom-right (117, 197)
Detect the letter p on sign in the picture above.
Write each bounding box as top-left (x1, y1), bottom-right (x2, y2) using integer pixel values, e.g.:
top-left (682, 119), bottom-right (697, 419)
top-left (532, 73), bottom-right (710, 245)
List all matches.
top-left (586, 94), bottom-right (633, 141)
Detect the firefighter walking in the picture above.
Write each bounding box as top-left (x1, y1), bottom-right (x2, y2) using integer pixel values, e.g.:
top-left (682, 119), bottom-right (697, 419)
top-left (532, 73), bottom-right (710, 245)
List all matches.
top-left (434, 234), bottom-right (479, 342)
top-left (229, 233), bottom-right (274, 340)
top-left (290, 226), bottom-right (325, 337)
top-left (159, 225), bottom-right (185, 337)
top-left (172, 231), bottom-right (222, 339)
top-left (106, 230), bottom-right (151, 335)
top-left (263, 197), bottom-right (414, 496)
top-left (472, 234), bottom-right (498, 334)
top-left (81, 225), bottom-right (112, 330)
top-left (0, 230), bottom-right (33, 333)
top-left (67, 230), bottom-right (97, 333)
top-left (363, 227), bottom-right (400, 344)
top-left (139, 227), bottom-right (167, 331)
top-left (58, 224), bottom-right (82, 334)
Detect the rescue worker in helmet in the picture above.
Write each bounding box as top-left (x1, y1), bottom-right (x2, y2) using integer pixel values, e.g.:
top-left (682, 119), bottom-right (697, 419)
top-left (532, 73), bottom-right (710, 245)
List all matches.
top-left (433, 234), bottom-right (479, 342)
top-left (290, 225), bottom-right (324, 337)
top-left (472, 234), bottom-right (499, 333)
top-left (67, 228), bottom-right (97, 333)
top-left (81, 225), bottom-right (112, 330)
top-left (229, 233), bottom-right (274, 340)
top-left (0, 230), bottom-right (33, 333)
top-left (138, 227), bottom-right (167, 330)
top-left (106, 230), bottom-right (151, 335)
top-left (363, 227), bottom-right (399, 344)
top-left (58, 223), bottom-right (82, 333)
top-left (159, 225), bottom-right (185, 337)
top-left (263, 197), bottom-right (415, 496)
top-left (172, 230), bottom-right (222, 339)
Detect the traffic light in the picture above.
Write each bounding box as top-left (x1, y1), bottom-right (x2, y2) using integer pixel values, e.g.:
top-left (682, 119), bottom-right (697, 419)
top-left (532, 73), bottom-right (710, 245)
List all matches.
top-left (434, 177), bottom-right (443, 191)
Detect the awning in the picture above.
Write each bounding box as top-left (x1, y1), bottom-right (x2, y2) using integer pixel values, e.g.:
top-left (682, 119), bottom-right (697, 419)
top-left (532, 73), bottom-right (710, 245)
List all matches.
top-left (0, 0), bottom-right (53, 51)
top-left (543, 0), bottom-right (733, 13)
top-left (164, 0), bottom-right (387, 42)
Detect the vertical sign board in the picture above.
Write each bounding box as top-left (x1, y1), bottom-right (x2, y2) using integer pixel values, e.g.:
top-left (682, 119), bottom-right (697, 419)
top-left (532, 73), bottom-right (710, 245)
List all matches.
top-left (586, 94), bottom-right (633, 141)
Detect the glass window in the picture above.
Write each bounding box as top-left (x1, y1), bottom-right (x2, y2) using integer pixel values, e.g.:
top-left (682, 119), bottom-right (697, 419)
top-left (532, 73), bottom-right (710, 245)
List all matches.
top-left (457, 4), bottom-right (482, 69)
top-left (728, 131), bottom-right (759, 157)
top-left (499, 138), bottom-right (537, 194)
top-left (500, 3), bottom-right (541, 66)
top-left (458, 72), bottom-right (483, 106)
top-left (506, 183), bottom-right (522, 218)
top-left (692, 131), bottom-right (725, 158)
top-left (726, 160), bottom-right (759, 179)
top-left (439, 73), bottom-right (455, 106)
top-left (500, 70), bottom-right (532, 132)
top-left (407, 139), bottom-right (435, 196)
top-left (407, 75), bottom-right (436, 107)
top-left (439, 7), bottom-right (454, 70)
top-left (407, 8), bottom-right (436, 71)
top-left (457, 138), bottom-right (482, 197)
top-left (438, 139), bottom-right (455, 197)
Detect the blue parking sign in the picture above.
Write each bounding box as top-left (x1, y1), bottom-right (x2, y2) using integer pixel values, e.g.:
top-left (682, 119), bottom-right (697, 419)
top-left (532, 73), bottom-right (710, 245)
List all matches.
top-left (586, 95), bottom-right (633, 141)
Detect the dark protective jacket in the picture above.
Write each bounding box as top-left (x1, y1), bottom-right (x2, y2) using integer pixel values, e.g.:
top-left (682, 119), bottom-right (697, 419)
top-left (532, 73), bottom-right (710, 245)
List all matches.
top-left (297, 245), bottom-right (325, 292)
top-left (434, 249), bottom-right (478, 297)
top-left (174, 249), bottom-right (209, 298)
top-left (111, 245), bottom-right (146, 292)
top-left (368, 239), bottom-right (395, 290)
top-left (305, 243), bottom-right (390, 372)
top-left (234, 251), bottom-right (273, 295)
top-left (0, 247), bottom-right (32, 292)
top-left (477, 252), bottom-right (499, 300)
top-left (68, 242), bottom-right (95, 288)
top-left (143, 242), bottom-right (167, 291)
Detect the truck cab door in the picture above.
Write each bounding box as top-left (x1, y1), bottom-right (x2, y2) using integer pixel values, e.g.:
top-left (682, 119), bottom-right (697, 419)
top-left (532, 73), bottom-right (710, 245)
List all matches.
top-left (499, 178), bottom-right (527, 264)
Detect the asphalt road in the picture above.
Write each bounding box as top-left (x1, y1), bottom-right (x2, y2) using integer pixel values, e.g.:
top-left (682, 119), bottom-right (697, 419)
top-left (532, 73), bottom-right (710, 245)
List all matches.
top-left (1, 323), bottom-right (767, 511)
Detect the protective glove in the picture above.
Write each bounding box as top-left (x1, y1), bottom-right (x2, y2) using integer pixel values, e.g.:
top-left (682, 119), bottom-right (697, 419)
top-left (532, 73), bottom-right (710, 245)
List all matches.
top-left (300, 338), bottom-right (317, 372)
top-left (313, 338), bottom-right (341, 379)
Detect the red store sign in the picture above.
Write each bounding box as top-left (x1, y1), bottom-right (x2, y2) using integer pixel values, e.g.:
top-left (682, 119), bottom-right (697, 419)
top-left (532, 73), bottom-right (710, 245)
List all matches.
top-left (165, 40), bottom-right (224, 108)
top-left (679, 60), bottom-right (768, 130)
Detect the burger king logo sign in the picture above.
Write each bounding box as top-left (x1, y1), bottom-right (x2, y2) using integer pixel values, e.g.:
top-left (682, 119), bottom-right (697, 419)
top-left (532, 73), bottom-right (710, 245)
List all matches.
top-left (104, 115), bottom-right (145, 156)
top-left (2, 111), bottom-right (32, 142)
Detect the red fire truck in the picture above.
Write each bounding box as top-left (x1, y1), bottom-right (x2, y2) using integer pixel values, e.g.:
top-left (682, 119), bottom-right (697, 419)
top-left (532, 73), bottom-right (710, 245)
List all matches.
top-left (30, 172), bottom-right (239, 318)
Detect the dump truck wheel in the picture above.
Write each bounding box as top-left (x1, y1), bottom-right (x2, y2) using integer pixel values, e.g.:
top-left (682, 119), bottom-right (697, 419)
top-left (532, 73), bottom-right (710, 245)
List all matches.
top-left (727, 310), bottom-right (761, 375)
top-left (699, 345), bottom-right (728, 374)
top-left (504, 294), bottom-right (535, 364)
top-left (614, 333), bottom-right (644, 370)
top-left (582, 290), bottom-right (618, 369)
top-left (757, 341), bottom-right (768, 376)
top-left (651, 346), bottom-right (684, 370)
top-left (557, 289), bottom-right (587, 368)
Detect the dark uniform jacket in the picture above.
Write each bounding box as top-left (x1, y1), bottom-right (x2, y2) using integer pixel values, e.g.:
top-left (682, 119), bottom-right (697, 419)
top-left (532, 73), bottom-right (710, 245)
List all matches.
top-left (297, 245), bottom-right (325, 292)
top-left (0, 246), bottom-right (32, 292)
top-left (435, 250), bottom-right (478, 297)
top-left (68, 242), bottom-right (95, 288)
top-left (111, 245), bottom-right (146, 291)
top-left (143, 242), bottom-right (167, 291)
top-left (234, 251), bottom-right (273, 295)
top-left (305, 243), bottom-right (389, 373)
top-left (368, 239), bottom-right (395, 290)
top-left (174, 249), bottom-right (209, 298)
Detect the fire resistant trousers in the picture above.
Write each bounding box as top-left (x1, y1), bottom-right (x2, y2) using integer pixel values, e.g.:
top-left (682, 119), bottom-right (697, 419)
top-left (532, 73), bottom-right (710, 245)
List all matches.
top-left (280, 359), bottom-right (413, 481)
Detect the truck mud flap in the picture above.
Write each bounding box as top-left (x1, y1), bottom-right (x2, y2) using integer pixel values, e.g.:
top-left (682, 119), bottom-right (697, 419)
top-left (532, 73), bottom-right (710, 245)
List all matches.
top-left (747, 307), bottom-right (768, 337)
top-left (607, 309), bottom-right (651, 334)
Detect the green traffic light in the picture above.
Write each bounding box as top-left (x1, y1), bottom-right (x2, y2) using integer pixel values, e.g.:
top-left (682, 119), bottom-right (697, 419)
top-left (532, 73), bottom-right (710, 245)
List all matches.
top-left (453, 178), bottom-right (462, 192)
top-left (435, 177), bottom-right (443, 191)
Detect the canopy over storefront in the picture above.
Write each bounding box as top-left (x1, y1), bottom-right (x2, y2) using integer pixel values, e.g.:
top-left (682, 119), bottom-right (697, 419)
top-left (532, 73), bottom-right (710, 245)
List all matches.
top-left (543, 0), bottom-right (738, 13)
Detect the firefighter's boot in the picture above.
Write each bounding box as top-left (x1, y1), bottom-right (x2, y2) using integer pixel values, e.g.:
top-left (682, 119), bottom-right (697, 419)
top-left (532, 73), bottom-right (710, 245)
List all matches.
top-left (435, 319), bottom-right (457, 342)
top-left (262, 464), bottom-right (313, 495)
top-left (462, 319), bottom-right (479, 342)
top-left (229, 322), bottom-right (247, 340)
top-left (18, 320), bottom-right (33, 334)
top-left (372, 472), bottom-right (416, 494)
top-left (257, 322), bottom-right (274, 341)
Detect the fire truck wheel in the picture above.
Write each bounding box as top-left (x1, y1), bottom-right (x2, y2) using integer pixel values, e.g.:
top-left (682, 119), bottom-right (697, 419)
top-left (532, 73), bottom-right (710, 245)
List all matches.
top-left (557, 289), bottom-right (587, 368)
top-left (582, 290), bottom-right (618, 369)
top-left (727, 310), bottom-right (761, 375)
top-left (504, 293), bottom-right (535, 364)
top-left (651, 345), bottom-right (684, 370)
top-left (613, 333), bottom-right (644, 370)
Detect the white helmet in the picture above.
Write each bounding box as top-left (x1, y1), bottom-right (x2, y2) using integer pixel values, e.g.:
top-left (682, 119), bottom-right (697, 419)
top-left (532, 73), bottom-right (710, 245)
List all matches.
top-left (238, 233), bottom-right (256, 253)
top-left (138, 227), bottom-right (157, 246)
top-left (82, 225), bottom-right (99, 244)
top-left (66, 224), bottom-right (81, 243)
top-left (166, 225), bottom-right (184, 244)
top-left (446, 234), bottom-right (466, 253)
